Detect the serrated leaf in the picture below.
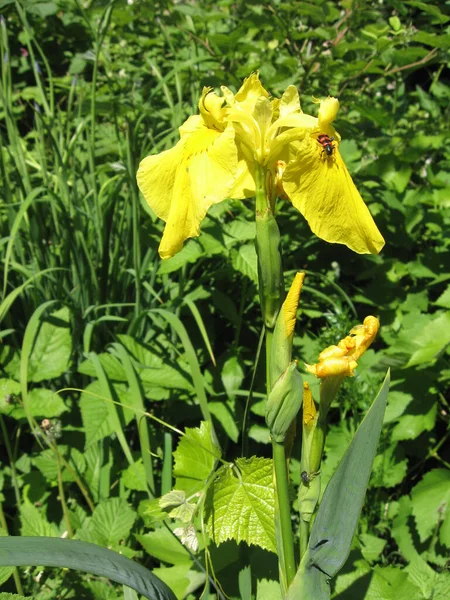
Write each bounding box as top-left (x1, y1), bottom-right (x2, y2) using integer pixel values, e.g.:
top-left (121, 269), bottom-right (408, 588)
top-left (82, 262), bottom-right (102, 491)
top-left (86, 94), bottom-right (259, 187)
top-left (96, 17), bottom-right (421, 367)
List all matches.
top-left (391, 396), bottom-right (437, 442)
top-left (173, 421), bottom-right (221, 494)
top-left (28, 307), bottom-right (72, 382)
top-left (20, 502), bottom-right (59, 537)
top-left (371, 445), bottom-right (408, 488)
top-left (206, 456), bottom-right (276, 553)
top-left (159, 490), bottom-right (187, 509)
top-left (33, 446), bottom-right (86, 483)
top-left (77, 498), bottom-right (136, 546)
top-left (410, 469), bottom-right (450, 545)
top-left (122, 460), bottom-right (148, 492)
top-left (79, 353), bottom-right (126, 380)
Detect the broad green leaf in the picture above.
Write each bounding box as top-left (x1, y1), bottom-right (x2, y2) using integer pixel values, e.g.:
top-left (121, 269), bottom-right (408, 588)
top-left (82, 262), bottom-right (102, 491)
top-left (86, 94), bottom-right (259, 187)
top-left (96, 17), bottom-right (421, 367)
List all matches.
top-left (407, 311), bottom-right (450, 366)
top-left (136, 529), bottom-right (191, 565)
top-left (391, 395), bottom-right (437, 441)
top-left (158, 240), bottom-right (203, 274)
top-left (0, 537), bottom-right (176, 600)
top-left (391, 496), bottom-right (419, 563)
top-left (0, 594), bottom-right (28, 600)
top-left (33, 446), bottom-right (86, 483)
top-left (80, 380), bottom-right (134, 447)
top-left (209, 400), bottom-right (240, 443)
top-left (28, 388), bottom-right (67, 418)
top-left (231, 244), bottom-right (258, 283)
top-left (371, 445), bottom-right (408, 488)
top-left (383, 391), bottom-right (413, 423)
top-left (77, 498), bottom-right (136, 547)
top-left (288, 372), bottom-right (389, 598)
top-left (28, 307), bottom-right (72, 382)
top-left (122, 460), bottom-right (148, 491)
top-left (223, 220), bottom-right (256, 245)
top-left (410, 469), bottom-right (450, 546)
top-left (205, 456), bottom-right (276, 553)
top-left (221, 355), bottom-right (244, 398)
top-left (20, 502), bottom-right (59, 537)
top-left (435, 285), bottom-right (450, 308)
top-left (153, 563), bottom-right (204, 600)
top-left (79, 353), bottom-right (127, 381)
top-left (359, 533), bottom-right (387, 564)
top-left (173, 421), bottom-right (221, 494)
top-left (0, 381), bottom-right (67, 420)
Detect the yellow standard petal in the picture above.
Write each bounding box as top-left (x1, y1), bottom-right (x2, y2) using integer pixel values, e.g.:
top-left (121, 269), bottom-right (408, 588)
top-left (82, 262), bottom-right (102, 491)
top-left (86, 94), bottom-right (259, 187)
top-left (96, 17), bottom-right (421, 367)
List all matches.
top-left (282, 138), bottom-right (385, 255)
top-left (137, 122), bottom-right (239, 259)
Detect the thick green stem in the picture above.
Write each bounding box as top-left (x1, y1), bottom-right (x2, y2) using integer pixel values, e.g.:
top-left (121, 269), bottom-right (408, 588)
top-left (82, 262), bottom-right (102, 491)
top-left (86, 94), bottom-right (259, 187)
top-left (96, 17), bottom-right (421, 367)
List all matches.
top-left (266, 330), bottom-right (296, 589)
top-left (299, 518), bottom-right (309, 563)
top-left (256, 163), bottom-right (296, 590)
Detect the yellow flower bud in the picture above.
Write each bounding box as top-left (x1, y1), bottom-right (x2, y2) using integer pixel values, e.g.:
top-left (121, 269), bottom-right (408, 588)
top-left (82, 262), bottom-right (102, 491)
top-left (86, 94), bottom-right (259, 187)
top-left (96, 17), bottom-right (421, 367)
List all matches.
top-left (318, 96), bottom-right (340, 128)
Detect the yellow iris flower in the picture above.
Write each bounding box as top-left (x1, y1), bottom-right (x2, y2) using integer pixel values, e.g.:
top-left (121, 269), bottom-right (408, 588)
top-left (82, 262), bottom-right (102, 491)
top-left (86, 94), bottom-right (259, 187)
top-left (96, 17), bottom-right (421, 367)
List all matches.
top-left (137, 73), bottom-right (385, 259)
top-left (305, 316), bottom-right (380, 378)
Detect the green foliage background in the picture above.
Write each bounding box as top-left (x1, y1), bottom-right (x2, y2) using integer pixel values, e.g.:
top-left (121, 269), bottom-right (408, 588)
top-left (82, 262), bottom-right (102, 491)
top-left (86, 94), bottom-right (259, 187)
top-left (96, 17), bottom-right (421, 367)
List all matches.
top-left (0, 0), bottom-right (449, 598)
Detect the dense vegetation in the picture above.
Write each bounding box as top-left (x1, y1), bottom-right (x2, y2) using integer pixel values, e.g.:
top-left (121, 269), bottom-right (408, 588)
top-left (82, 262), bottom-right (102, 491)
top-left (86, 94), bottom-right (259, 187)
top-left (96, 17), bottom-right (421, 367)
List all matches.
top-left (0, 0), bottom-right (449, 598)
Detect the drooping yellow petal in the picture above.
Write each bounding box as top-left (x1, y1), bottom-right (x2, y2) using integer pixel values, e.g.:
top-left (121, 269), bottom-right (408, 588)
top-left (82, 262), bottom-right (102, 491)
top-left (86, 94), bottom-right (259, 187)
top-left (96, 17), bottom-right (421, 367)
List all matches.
top-left (137, 123), bottom-right (239, 259)
top-left (282, 139), bottom-right (385, 254)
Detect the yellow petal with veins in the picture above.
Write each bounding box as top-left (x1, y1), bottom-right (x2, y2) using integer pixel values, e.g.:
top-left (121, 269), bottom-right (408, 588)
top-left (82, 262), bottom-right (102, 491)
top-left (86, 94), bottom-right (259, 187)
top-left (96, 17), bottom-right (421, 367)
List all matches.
top-left (282, 138), bottom-right (385, 254)
top-left (137, 122), bottom-right (239, 259)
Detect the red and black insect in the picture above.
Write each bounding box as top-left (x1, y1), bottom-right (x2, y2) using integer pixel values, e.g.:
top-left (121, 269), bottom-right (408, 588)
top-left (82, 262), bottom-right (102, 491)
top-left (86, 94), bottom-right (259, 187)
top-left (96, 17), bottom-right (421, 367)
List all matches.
top-left (317, 134), bottom-right (335, 157)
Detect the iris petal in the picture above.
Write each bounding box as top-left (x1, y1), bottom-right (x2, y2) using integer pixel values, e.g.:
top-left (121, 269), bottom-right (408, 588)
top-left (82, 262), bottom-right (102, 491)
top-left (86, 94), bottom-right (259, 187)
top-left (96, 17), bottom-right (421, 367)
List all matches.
top-left (282, 138), bottom-right (385, 255)
top-left (137, 124), bottom-right (239, 259)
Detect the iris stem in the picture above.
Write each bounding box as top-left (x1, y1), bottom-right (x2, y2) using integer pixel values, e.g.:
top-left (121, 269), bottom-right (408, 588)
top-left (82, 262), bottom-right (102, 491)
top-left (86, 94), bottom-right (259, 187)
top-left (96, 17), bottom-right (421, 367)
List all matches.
top-left (266, 330), bottom-right (297, 589)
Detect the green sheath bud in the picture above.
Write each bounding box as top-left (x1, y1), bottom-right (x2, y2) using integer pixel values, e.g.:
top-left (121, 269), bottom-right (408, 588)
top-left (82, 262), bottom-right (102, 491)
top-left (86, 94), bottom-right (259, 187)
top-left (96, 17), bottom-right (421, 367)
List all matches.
top-left (266, 361), bottom-right (303, 442)
top-left (255, 207), bottom-right (284, 329)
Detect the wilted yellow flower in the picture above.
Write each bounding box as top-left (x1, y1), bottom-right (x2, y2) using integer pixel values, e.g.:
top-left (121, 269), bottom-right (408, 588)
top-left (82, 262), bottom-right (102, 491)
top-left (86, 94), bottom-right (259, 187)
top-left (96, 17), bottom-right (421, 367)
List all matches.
top-left (305, 316), bottom-right (380, 378)
top-left (137, 73), bottom-right (385, 259)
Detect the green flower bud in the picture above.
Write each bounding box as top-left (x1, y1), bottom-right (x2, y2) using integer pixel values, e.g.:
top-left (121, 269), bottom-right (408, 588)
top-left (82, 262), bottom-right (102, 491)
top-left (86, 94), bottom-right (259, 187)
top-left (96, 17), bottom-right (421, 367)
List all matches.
top-left (266, 361), bottom-right (303, 443)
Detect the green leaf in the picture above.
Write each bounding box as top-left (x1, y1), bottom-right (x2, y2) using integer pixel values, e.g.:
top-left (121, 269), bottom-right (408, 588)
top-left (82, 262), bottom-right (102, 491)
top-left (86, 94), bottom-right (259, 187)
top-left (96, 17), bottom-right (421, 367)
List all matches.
top-left (0, 537), bottom-right (176, 600)
top-left (77, 498), bottom-right (136, 546)
top-left (231, 244), bottom-right (258, 283)
top-left (157, 240), bottom-right (203, 274)
top-left (122, 460), bottom-right (148, 492)
top-left (80, 380), bottom-right (134, 447)
top-left (406, 311), bottom-right (450, 366)
top-left (20, 502), bottom-right (59, 537)
top-left (221, 355), bottom-right (244, 398)
top-left (288, 372), bottom-right (390, 598)
top-left (33, 446), bottom-right (86, 483)
top-left (410, 469), bottom-right (450, 545)
top-left (391, 395), bottom-right (437, 441)
top-left (136, 529), bottom-right (191, 565)
top-left (173, 421), bottom-right (221, 494)
top-left (28, 307), bottom-right (72, 382)
top-left (152, 563), bottom-right (203, 600)
top-left (206, 456), bottom-right (276, 553)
